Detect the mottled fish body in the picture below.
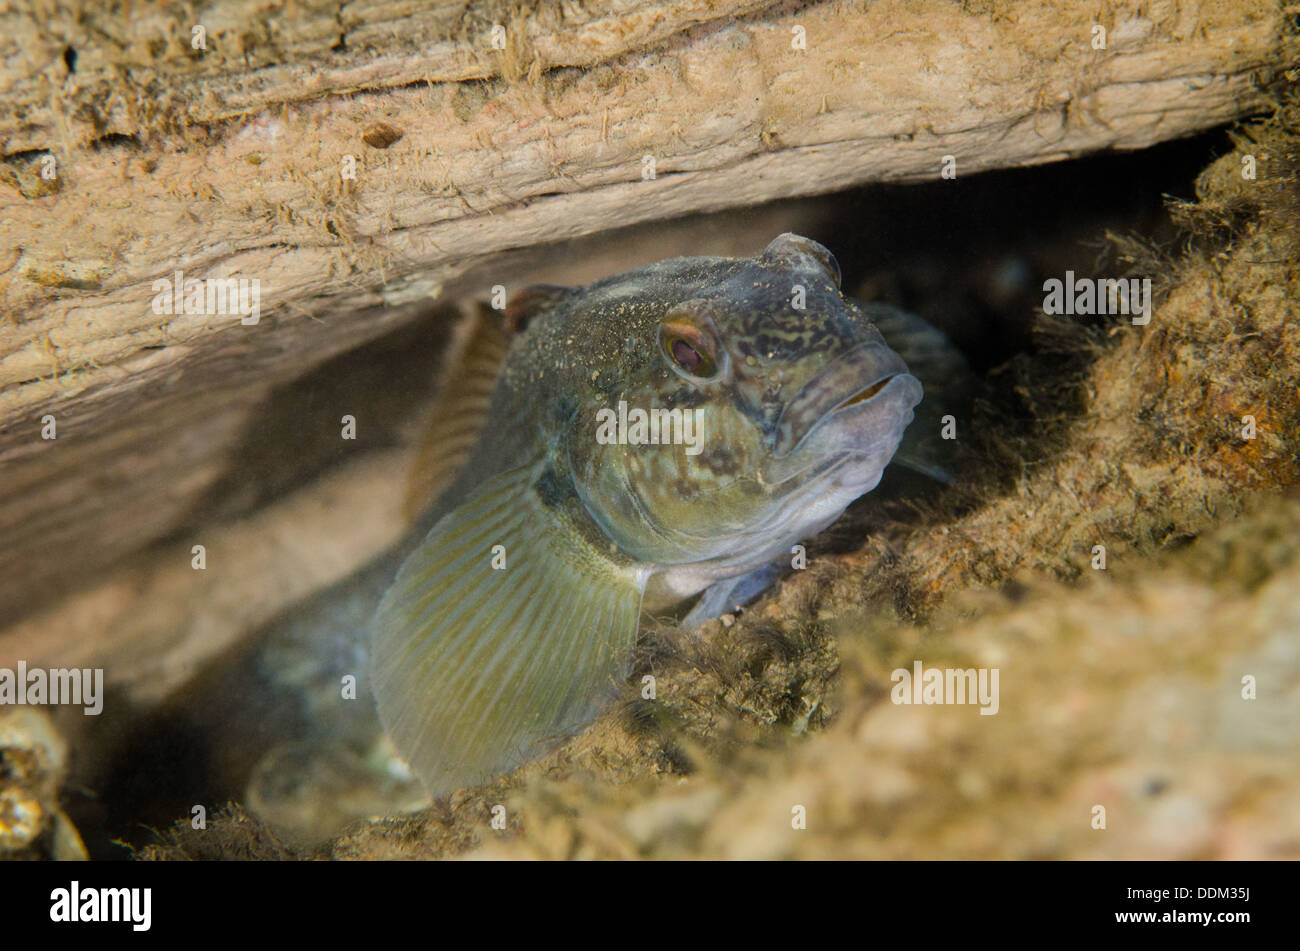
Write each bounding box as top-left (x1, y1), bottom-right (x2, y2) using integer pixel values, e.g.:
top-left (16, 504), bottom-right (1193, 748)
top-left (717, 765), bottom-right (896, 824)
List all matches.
top-left (371, 234), bottom-right (956, 796)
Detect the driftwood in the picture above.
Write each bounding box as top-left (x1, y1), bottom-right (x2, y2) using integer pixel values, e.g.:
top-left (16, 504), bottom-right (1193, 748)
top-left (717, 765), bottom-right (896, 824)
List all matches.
top-left (0, 0), bottom-right (1296, 666)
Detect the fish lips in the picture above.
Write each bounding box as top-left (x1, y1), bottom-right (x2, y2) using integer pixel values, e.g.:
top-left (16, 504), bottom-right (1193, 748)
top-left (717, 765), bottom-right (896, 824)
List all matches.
top-left (773, 343), bottom-right (923, 462)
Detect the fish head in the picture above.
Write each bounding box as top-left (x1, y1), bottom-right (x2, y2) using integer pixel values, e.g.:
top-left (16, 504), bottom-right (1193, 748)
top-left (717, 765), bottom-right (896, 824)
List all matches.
top-left (567, 233), bottom-right (923, 566)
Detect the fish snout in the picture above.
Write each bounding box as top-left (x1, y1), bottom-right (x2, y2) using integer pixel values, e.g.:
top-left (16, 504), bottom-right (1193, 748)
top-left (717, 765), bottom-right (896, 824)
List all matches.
top-left (774, 344), bottom-right (920, 458)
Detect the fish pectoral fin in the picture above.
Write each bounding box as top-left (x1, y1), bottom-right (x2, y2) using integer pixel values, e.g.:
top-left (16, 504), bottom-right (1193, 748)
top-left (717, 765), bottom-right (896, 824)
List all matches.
top-left (680, 562), bottom-right (786, 627)
top-left (371, 463), bottom-right (644, 798)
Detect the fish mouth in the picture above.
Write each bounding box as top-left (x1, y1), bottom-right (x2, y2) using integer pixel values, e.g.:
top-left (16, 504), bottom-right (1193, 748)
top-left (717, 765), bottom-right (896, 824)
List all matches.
top-left (774, 342), bottom-right (921, 458)
top-left (836, 376), bottom-right (895, 409)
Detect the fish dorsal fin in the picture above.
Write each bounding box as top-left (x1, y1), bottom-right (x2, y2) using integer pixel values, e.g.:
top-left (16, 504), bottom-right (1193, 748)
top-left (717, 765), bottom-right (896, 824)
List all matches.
top-left (372, 463), bottom-right (646, 797)
top-left (404, 286), bottom-right (574, 518)
top-left (866, 303), bottom-right (975, 483)
top-left (404, 303), bottom-right (513, 519)
top-left (505, 283), bottom-right (570, 332)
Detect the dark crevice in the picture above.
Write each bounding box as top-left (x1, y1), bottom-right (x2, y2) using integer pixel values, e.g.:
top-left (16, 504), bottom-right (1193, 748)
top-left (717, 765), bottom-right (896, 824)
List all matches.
top-left (1, 146), bottom-right (52, 164)
top-left (91, 131), bottom-right (141, 150)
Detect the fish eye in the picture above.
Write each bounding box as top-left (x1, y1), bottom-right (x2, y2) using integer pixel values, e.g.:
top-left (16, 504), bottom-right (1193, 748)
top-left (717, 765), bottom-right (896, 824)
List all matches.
top-left (659, 318), bottom-right (718, 380)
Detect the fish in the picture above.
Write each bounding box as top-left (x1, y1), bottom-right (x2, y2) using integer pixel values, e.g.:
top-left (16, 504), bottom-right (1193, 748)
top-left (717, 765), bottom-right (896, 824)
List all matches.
top-left (370, 233), bottom-right (965, 797)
